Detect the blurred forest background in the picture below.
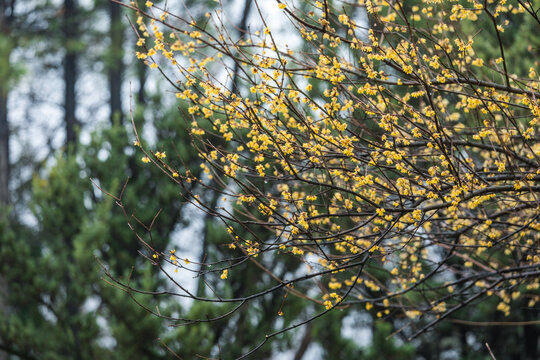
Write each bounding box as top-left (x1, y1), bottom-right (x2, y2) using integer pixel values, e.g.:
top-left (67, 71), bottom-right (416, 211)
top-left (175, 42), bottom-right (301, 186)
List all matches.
top-left (0, 0), bottom-right (539, 359)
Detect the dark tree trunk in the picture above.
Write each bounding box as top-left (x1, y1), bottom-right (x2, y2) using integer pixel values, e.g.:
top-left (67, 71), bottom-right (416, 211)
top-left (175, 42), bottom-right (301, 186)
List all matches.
top-left (0, 85), bottom-right (9, 360)
top-left (109, 0), bottom-right (123, 124)
top-left (523, 307), bottom-right (539, 359)
top-left (61, 2), bottom-right (82, 357)
top-left (137, 60), bottom-right (147, 106)
top-left (230, 0), bottom-right (252, 95)
top-left (63, 0), bottom-right (77, 147)
top-left (0, 1), bottom-right (13, 358)
top-left (0, 89), bottom-right (8, 207)
top-left (0, 0), bottom-right (13, 205)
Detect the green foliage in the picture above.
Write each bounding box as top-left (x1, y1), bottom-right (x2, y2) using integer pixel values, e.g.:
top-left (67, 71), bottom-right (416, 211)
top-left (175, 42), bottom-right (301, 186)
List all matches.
top-left (461, 0), bottom-right (540, 77)
top-left (0, 105), bottom-right (203, 358)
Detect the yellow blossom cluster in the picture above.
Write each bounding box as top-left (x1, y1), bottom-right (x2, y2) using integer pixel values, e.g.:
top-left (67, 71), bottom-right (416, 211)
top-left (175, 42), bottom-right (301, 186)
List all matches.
top-left (133, 0), bottom-right (539, 328)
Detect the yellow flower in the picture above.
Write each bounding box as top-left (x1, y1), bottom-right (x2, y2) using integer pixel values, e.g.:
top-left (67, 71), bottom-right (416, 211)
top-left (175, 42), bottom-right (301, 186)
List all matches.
top-left (141, 156), bottom-right (151, 163)
top-left (471, 58), bottom-right (484, 67)
top-left (324, 300), bottom-right (333, 310)
top-left (278, 3), bottom-right (287, 9)
top-left (145, 1), bottom-right (153, 7)
top-left (220, 269), bottom-right (228, 279)
top-left (155, 151), bottom-right (166, 159)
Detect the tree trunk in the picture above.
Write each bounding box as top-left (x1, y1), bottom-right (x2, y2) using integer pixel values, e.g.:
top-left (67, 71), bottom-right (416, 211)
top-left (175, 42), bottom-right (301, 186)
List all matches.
top-left (0, 0), bottom-right (13, 203)
top-left (230, 0), bottom-right (252, 95)
top-left (523, 306), bottom-right (539, 360)
top-left (0, 84), bottom-right (9, 360)
top-left (137, 60), bottom-right (147, 106)
top-left (63, 0), bottom-right (77, 147)
top-left (109, 0), bottom-right (123, 124)
top-left (62, 1), bottom-right (82, 357)
top-left (0, 86), bottom-right (8, 207)
top-left (0, 2), bottom-right (13, 358)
